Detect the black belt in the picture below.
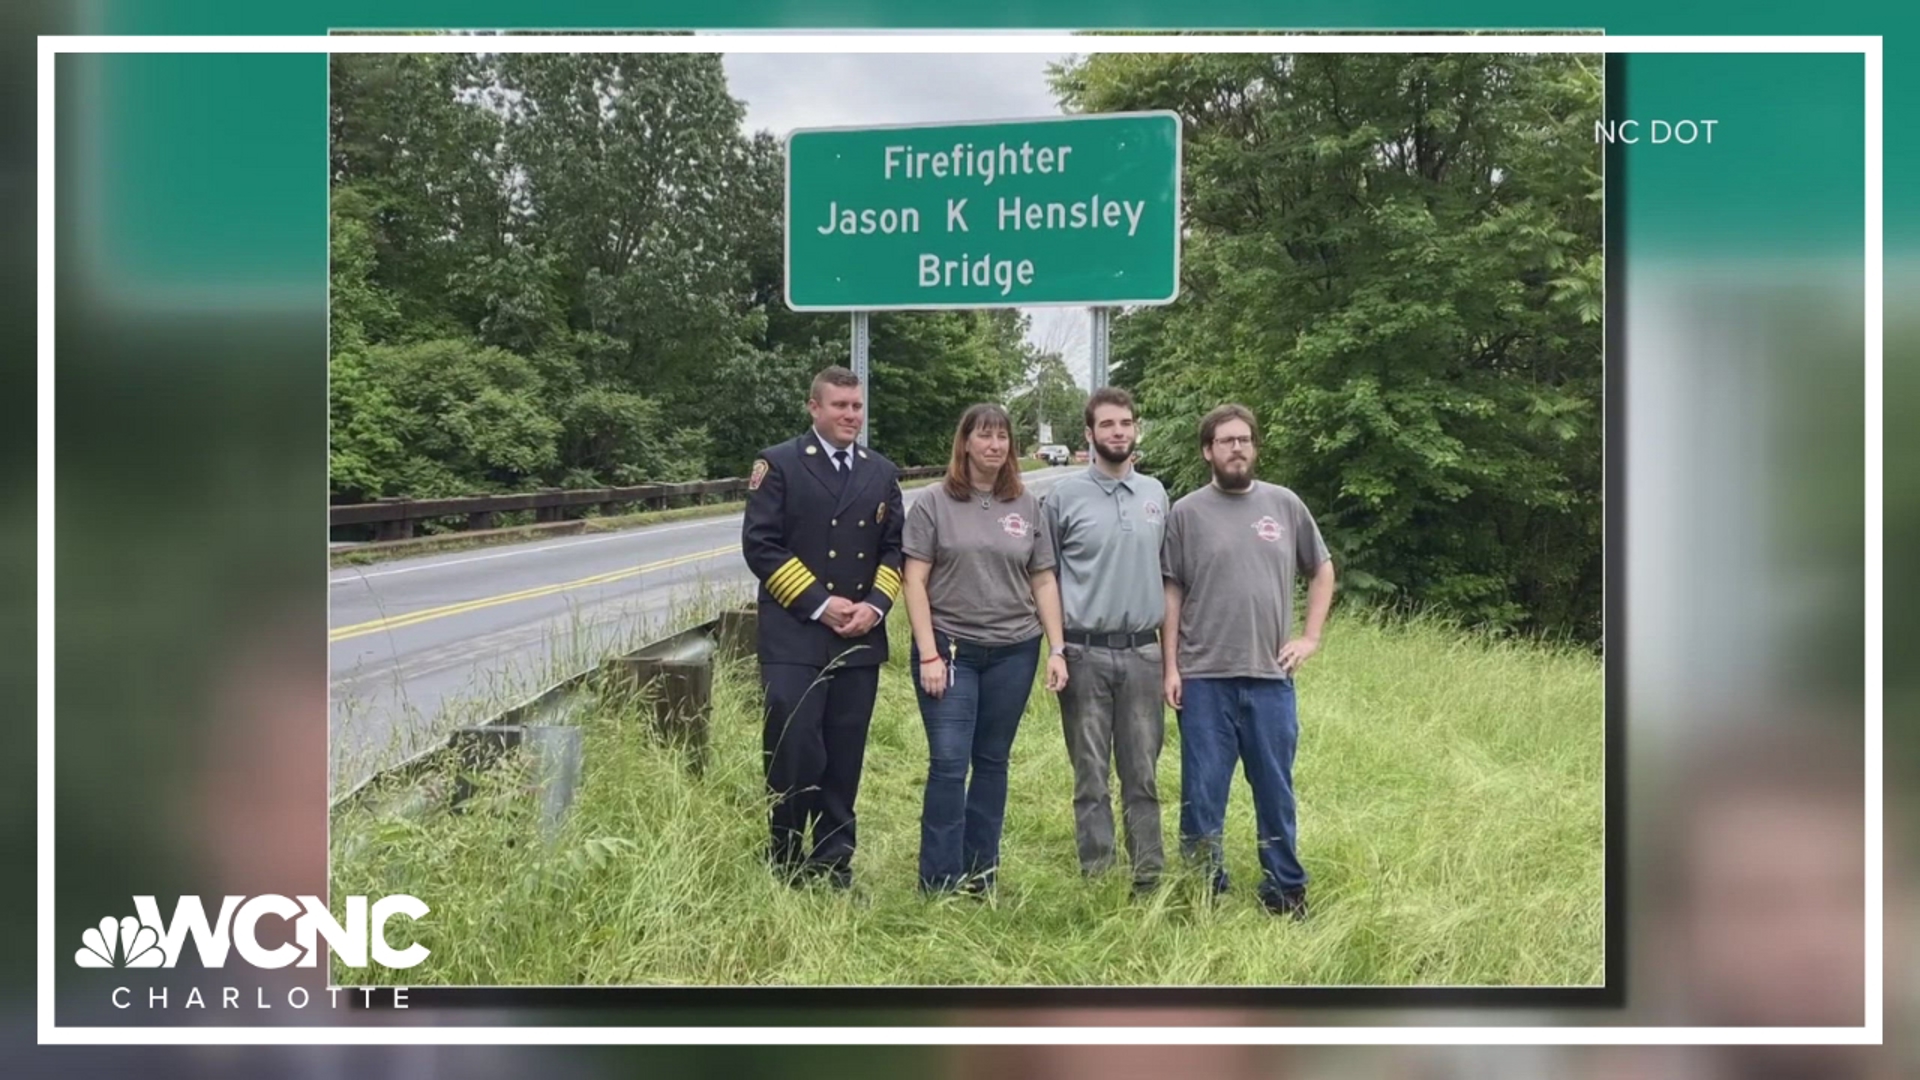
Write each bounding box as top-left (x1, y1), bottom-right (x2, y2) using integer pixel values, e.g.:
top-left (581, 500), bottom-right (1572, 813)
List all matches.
top-left (1063, 628), bottom-right (1159, 649)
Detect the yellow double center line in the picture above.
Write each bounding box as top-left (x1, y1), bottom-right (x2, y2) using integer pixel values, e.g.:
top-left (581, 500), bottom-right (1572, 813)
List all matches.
top-left (329, 544), bottom-right (739, 643)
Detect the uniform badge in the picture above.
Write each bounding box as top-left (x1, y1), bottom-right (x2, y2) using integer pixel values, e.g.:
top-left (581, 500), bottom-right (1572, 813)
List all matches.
top-left (876, 501), bottom-right (887, 523)
top-left (805, 444), bottom-right (818, 455)
top-left (1253, 515), bottom-right (1284, 543)
top-left (1000, 512), bottom-right (1030, 538)
top-left (858, 449), bottom-right (868, 459)
top-left (748, 459), bottom-right (770, 491)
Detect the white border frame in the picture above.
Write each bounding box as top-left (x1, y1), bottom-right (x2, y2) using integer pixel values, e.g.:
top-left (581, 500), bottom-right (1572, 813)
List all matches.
top-left (781, 109), bottom-right (1184, 311)
top-left (37, 32), bottom-right (1882, 1046)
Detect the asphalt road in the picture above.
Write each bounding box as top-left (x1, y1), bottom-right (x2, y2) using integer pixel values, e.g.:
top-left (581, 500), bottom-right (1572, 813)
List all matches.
top-left (328, 465), bottom-right (1079, 793)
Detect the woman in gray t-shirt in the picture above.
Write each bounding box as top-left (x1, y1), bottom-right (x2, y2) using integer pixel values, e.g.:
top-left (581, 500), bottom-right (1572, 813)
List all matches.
top-left (902, 403), bottom-right (1068, 895)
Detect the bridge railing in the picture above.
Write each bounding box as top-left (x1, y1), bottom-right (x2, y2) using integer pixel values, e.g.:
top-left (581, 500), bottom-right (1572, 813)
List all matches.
top-left (331, 609), bottom-right (758, 831)
top-left (330, 465), bottom-right (948, 541)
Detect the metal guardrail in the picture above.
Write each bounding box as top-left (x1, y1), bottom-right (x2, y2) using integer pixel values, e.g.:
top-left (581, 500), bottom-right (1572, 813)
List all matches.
top-left (332, 609), bottom-right (757, 829)
top-left (331, 466), bottom-right (947, 541)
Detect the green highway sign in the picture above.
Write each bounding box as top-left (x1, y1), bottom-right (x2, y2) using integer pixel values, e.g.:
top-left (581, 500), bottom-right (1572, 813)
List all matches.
top-left (784, 112), bottom-right (1183, 311)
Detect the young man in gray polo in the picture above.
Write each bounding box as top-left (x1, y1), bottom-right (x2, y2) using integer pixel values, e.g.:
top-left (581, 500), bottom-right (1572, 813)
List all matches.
top-left (1042, 387), bottom-right (1171, 893)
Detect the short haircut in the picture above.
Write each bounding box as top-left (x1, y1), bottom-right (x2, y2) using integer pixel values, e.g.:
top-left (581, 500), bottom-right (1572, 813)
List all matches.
top-left (943, 403), bottom-right (1025, 503)
top-left (1083, 386), bottom-right (1135, 431)
top-left (1199, 403), bottom-right (1259, 448)
top-left (809, 365), bottom-right (862, 404)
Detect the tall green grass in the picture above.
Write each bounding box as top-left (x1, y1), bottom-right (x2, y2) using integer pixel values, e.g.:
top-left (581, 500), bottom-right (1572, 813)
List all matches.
top-left (331, 608), bottom-right (1602, 986)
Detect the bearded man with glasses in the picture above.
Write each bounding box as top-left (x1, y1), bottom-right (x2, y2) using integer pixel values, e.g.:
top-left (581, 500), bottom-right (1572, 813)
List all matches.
top-left (1158, 403), bottom-right (1338, 919)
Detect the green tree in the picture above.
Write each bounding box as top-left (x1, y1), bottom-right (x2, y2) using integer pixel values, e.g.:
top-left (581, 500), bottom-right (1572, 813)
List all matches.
top-left (329, 49), bottom-right (1045, 508)
top-left (704, 337), bottom-right (843, 480)
top-left (330, 51), bottom-right (770, 496)
top-left (869, 309), bottom-right (1031, 467)
top-left (327, 185), bottom-right (401, 352)
top-left (496, 52), bottom-right (757, 399)
top-left (1007, 350), bottom-right (1086, 451)
top-left (329, 340), bottom-right (563, 501)
top-left (329, 53), bottom-right (508, 342)
top-left (1056, 52), bottom-right (1603, 638)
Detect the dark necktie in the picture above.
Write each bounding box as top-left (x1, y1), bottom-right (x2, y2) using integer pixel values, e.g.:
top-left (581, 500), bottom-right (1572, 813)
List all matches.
top-left (831, 449), bottom-right (849, 493)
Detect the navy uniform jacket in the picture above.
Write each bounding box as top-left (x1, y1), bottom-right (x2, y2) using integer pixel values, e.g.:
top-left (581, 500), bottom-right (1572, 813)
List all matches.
top-left (741, 432), bottom-right (906, 668)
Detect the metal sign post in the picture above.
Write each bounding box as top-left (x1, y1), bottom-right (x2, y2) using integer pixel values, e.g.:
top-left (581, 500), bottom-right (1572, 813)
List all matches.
top-left (1089, 305), bottom-right (1111, 391)
top-left (851, 310), bottom-right (871, 446)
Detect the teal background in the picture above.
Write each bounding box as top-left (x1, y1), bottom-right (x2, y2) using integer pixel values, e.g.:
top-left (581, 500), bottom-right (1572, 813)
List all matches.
top-left (95, 53), bottom-right (327, 289)
top-left (787, 114), bottom-right (1181, 309)
top-left (65, 38), bottom-right (1892, 296)
top-left (56, 6), bottom-right (1913, 264)
top-left (1619, 53), bottom-right (1866, 254)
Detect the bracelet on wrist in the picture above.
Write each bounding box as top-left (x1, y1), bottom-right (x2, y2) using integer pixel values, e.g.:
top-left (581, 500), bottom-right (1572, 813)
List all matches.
top-left (919, 657), bottom-right (944, 667)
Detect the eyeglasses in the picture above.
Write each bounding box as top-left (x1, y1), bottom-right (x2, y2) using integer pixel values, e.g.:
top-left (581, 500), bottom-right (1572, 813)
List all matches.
top-left (1210, 435), bottom-right (1255, 449)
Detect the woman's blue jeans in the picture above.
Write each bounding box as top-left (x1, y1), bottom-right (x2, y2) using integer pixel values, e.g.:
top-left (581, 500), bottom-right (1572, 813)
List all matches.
top-left (912, 633), bottom-right (1042, 892)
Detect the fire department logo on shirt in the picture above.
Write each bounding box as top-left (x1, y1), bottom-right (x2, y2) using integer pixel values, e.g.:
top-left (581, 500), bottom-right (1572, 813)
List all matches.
top-left (1143, 500), bottom-right (1163, 523)
top-left (1253, 515), bottom-right (1284, 543)
top-left (1000, 512), bottom-right (1030, 538)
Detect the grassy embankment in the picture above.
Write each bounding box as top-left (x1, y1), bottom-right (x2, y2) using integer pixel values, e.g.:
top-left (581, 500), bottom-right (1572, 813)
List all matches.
top-left (333, 605), bottom-right (1603, 988)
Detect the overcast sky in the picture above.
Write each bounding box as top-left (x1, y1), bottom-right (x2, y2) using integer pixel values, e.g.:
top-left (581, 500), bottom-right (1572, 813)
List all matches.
top-left (721, 52), bottom-right (1095, 388)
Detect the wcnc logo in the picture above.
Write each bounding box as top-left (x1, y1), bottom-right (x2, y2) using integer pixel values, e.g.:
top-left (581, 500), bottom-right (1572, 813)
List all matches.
top-left (74, 895), bottom-right (430, 970)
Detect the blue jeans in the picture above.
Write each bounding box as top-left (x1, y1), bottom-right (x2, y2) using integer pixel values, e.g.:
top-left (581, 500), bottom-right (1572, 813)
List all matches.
top-left (912, 633), bottom-right (1042, 892)
top-left (1177, 676), bottom-right (1307, 899)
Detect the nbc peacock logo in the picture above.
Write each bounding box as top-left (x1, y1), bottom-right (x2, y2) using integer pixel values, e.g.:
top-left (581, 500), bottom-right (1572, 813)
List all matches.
top-left (76, 916), bottom-right (164, 968)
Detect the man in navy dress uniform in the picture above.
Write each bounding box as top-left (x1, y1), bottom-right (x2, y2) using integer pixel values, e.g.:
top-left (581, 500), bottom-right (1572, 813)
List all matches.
top-left (741, 365), bottom-right (905, 888)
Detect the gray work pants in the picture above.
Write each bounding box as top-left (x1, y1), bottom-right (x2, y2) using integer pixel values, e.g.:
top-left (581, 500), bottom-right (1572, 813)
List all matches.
top-left (1057, 640), bottom-right (1165, 883)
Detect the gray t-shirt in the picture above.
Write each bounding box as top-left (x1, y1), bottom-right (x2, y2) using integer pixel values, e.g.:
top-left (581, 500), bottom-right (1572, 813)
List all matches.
top-left (1160, 481), bottom-right (1330, 679)
top-left (1043, 466), bottom-right (1169, 634)
top-left (903, 487), bottom-right (1056, 646)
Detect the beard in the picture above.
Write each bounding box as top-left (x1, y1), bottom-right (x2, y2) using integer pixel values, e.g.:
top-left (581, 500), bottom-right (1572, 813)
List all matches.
top-left (1093, 437), bottom-right (1135, 465)
top-left (1210, 459), bottom-right (1254, 492)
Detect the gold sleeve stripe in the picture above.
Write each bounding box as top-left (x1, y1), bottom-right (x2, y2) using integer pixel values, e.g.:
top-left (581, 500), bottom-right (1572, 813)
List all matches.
top-left (874, 565), bottom-right (903, 601)
top-left (764, 557), bottom-right (794, 591)
top-left (769, 572), bottom-right (806, 606)
top-left (770, 575), bottom-right (802, 606)
top-left (768, 559), bottom-right (806, 594)
top-left (778, 571), bottom-right (818, 606)
top-left (768, 560), bottom-right (811, 604)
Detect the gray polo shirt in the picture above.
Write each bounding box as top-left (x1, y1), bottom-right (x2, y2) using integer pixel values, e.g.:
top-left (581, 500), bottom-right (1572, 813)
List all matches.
top-left (1160, 480), bottom-right (1330, 680)
top-left (903, 487), bottom-right (1056, 646)
top-left (1043, 465), bottom-right (1169, 634)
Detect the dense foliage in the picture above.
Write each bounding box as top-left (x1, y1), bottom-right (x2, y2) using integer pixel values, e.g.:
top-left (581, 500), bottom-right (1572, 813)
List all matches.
top-left (1054, 53), bottom-right (1602, 638)
top-left (328, 53), bottom-right (1032, 500)
top-left (330, 50), bottom-right (1602, 638)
